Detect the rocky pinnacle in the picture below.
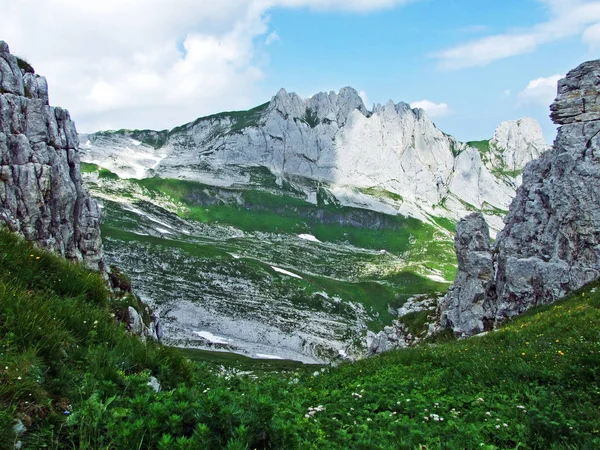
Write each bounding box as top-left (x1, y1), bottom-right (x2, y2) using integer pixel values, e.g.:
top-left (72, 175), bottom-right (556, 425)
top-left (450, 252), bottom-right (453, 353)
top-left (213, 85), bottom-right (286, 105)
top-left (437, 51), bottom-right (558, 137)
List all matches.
top-left (437, 59), bottom-right (600, 336)
top-left (0, 41), bottom-right (103, 270)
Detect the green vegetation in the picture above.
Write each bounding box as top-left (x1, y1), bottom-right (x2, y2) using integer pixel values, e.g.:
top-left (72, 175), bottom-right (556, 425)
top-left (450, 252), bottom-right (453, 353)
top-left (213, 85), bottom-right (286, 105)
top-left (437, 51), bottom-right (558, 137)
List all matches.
top-left (359, 187), bottom-right (404, 203)
top-left (79, 162), bottom-right (99, 174)
top-left (467, 139), bottom-right (491, 155)
top-left (169, 102), bottom-right (269, 136)
top-left (133, 177), bottom-right (448, 257)
top-left (98, 168), bottom-right (119, 180)
top-left (2, 226), bottom-right (600, 448)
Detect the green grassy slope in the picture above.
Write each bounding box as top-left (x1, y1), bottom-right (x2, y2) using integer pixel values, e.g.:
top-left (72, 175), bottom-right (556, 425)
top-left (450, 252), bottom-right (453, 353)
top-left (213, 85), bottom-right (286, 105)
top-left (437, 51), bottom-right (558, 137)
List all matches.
top-left (2, 227), bottom-right (600, 448)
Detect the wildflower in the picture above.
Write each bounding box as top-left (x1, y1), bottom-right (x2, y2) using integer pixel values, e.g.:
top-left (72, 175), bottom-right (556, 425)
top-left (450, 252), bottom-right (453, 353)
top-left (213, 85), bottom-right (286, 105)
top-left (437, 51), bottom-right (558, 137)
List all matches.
top-left (503, 423), bottom-right (508, 427)
top-left (485, 412), bottom-right (491, 416)
top-left (366, 418), bottom-right (372, 422)
top-left (304, 414), bottom-right (310, 418)
top-left (477, 398), bottom-right (484, 402)
top-left (17, 376), bottom-right (21, 380)
top-left (35, 256), bottom-right (40, 260)
top-left (64, 410), bottom-right (70, 415)
top-left (558, 350), bottom-right (565, 356)
top-left (517, 405), bottom-right (525, 409)
top-left (495, 425), bottom-right (500, 429)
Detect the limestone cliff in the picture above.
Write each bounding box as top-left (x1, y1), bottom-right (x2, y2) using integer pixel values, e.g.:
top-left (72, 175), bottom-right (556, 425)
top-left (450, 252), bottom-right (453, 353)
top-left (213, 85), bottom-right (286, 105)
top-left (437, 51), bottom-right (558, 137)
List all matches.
top-left (437, 59), bottom-right (600, 336)
top-left (0, 41), bottom-right (103, 270)
top-left (80, 88), bottom-right (548, 236)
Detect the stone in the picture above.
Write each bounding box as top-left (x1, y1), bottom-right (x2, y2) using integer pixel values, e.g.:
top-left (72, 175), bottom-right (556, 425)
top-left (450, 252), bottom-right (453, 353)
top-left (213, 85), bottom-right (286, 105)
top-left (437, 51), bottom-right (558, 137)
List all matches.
top-left (0, 41), bottom-right (103, 270)
top-left (147, 376), bottom-right (161, 393)
top-left (436, 213), bottom-right (495, 336)
top-left (436, 59), bottom-right (600, 336)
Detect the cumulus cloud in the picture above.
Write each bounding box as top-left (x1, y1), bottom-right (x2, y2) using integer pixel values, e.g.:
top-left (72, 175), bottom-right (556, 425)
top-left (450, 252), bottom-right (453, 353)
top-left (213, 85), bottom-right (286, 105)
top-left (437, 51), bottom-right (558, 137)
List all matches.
top-left (517, 74), bottom-right (564, 106)
top-left (436, 0), bottom-right (600, 69)
top-left (410, 100), bottom-right (450, 118)
top-left (0, 0), bottom-right (414, 132)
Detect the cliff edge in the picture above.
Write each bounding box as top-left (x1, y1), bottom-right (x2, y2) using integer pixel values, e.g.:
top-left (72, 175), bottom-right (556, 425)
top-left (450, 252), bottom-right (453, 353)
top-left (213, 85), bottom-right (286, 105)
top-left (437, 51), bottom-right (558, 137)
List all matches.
top-left (437, 59), bottom-right (600, 336)
top-left (0, 41), bottom-right (103, 270)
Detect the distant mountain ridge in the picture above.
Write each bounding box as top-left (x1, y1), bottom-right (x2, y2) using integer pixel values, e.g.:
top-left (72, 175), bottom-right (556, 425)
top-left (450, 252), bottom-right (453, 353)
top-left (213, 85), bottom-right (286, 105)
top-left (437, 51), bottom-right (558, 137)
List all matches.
top-left (80, 87), bottom-right (549, 235)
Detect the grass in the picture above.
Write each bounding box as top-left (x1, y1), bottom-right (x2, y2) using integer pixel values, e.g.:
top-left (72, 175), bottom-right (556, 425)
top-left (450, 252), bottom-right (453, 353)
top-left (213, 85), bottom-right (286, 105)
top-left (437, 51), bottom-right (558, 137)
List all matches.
top-left (176, 348), bottom-right (325, 374)
top-left (80, 162), bottom-right (99, 174)
top-left (132, 177), bottom-right (452, 258)
top-left (2, 224), bottom-right (600, 448)
top-left (169, 102), bottom-right (269, 136)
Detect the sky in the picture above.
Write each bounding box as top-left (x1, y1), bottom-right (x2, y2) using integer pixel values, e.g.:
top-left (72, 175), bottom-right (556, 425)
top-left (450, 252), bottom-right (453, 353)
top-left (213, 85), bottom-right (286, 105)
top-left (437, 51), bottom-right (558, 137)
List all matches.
top-left (1, 0), bottom-right (599, 142)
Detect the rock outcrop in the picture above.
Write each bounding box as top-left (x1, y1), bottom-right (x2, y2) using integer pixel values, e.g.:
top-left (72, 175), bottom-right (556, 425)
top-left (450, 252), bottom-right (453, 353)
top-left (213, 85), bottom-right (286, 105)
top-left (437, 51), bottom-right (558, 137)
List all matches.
top-left (437, 59), bottom-right (600, 336)
top-left (81, 88), bottom-right (548, 235)
top-left (0, 41), bottom-right (103, 270)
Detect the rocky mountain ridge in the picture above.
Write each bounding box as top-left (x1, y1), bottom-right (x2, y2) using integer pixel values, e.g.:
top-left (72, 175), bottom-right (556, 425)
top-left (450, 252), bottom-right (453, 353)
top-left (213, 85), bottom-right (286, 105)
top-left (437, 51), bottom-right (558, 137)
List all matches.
top-left (81, 88), bottom-right (549, 236)
top-left (437, 59), bottom-right (600, 336)
top-left (0, 41), bottom-right (103, 269)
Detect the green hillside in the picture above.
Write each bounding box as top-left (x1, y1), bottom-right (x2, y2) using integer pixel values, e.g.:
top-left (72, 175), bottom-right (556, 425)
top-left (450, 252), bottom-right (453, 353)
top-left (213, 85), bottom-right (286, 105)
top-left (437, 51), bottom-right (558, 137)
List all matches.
top-left (1, 228), bottom-right (600, 448)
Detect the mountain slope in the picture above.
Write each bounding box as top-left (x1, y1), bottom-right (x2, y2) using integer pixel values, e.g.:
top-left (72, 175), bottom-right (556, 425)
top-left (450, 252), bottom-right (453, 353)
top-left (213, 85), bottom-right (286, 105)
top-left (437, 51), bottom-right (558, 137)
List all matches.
top-left (78, 88), bottom-right (548, 362)
top-left (80, 87), bottom-right (548, 235)
top-left (3, 227), bottom-right (600, 448)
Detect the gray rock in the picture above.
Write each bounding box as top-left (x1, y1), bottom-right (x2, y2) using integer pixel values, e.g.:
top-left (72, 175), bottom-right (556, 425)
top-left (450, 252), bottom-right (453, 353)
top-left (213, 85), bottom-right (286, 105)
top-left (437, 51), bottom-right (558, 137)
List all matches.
top-left (437, 59), bottom-right (600, 336)
top-left (128, 306), bottom-right (144, 335)
top-left (147, 376), bottom-right (161, 393)
top-left (436, 213), bottom-right (495, 336)
top-left (0, 41), bottom-right (103, 270)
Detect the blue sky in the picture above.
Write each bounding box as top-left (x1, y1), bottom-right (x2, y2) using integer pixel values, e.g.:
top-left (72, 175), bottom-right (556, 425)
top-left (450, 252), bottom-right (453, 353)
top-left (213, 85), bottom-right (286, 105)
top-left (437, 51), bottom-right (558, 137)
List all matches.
top-left (2, 0), bottom-right (600, 141)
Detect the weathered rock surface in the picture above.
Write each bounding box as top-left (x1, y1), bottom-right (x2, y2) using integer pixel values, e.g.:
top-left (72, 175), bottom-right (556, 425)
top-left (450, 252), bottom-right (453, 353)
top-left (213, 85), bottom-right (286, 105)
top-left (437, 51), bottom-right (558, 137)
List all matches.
top-left (437, 59), bottom-right (600, 336)
top-left (367, 294), bottom-right (439, 355)
top-left (0, 41), bottom-right (103, 269)
top-left (81, 88), bottom-right (548, 235)
top-left (436, 213), bottom-right (495, 335)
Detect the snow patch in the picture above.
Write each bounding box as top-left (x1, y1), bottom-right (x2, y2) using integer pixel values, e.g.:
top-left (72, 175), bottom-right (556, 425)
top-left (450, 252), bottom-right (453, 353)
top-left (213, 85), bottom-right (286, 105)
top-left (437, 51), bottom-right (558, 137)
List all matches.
top-left (426, 274), bottom-right (448, 283)
top-left (255, 353), bottom-right (284, 360)
top-left (193, 331), bottom-right (231, 345)
top-left (271, 266), bottom-right (303, 279)
top-left (298, 234), bottom-right (321, 243)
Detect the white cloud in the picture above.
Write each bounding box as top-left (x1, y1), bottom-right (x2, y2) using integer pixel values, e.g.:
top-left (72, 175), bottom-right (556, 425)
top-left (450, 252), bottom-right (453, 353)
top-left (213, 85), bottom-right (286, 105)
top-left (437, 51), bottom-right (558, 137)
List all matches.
top-left (436, 0), bottom-right (600, 69)
top-left (583, 22), bottom-right (600, 45)
top-left (265, 31), bottom-right (281, 45)
top-left (410, 100), bottom-right (450, 118)
top-left (0, 0), bottom-right (414, 132)
top-left (518, 74), bottom-right (563, 106)
top-left (359, 90), bottom-right (369, 107)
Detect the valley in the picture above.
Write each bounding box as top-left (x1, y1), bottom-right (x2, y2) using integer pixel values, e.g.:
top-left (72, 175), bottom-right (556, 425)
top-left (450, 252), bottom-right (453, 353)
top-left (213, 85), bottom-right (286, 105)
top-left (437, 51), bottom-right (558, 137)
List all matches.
top-left (82, 167), bottom-right (453, 362)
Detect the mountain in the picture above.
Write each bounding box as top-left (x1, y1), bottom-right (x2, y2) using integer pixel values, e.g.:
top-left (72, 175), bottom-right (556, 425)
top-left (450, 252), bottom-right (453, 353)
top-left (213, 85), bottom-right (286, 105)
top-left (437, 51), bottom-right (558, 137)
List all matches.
top-left (80, 88), bottom-right (548, 235)
top-left (438, 59), bottom-right (600, 336)
top-left (78, 88), bottom-right (548, 362)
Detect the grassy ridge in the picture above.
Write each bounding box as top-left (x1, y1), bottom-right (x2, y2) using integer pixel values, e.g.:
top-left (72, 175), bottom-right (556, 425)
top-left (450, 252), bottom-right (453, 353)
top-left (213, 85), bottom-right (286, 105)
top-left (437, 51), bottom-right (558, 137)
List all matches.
top-left (2, 227), bottom-right (600, 448)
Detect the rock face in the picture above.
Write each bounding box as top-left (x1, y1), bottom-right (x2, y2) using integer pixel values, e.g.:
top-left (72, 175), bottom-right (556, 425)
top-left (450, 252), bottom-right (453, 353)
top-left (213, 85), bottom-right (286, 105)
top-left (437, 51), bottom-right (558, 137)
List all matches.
top-left (438, 59), bottom-right (600, 336)
top-left (0, 41), bottom-right (103, 270)
top-left (81, 88), bottom-right (548, 235)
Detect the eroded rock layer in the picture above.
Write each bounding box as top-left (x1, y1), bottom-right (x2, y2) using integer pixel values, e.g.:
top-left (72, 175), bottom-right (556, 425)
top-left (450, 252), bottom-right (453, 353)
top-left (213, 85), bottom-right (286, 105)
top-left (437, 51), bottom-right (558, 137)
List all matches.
top-left (0, 41), bottom-right (103, 269)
